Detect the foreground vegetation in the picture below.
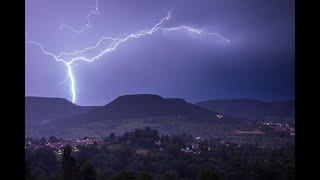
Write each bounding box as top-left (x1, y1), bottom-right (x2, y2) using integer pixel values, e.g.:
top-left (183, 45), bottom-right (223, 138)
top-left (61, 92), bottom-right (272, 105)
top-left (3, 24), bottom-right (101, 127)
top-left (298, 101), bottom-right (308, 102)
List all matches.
top-left (26, 127), bottom-right (294, 180)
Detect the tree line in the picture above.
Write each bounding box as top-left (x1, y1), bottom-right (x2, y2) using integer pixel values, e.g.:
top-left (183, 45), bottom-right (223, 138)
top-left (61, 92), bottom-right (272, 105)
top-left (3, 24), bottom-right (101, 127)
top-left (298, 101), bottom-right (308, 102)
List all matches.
top-left (26, 127), bottom-right (294, 180)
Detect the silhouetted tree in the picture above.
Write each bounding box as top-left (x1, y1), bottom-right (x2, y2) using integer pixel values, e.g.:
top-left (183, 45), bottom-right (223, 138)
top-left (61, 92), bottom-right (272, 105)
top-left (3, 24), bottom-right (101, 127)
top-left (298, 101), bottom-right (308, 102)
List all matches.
top-left (166, 144), bottom-right (181, 157)
top-left (162, 172), bottom-right (176, 180)
top-left (79, 161), bottom-right (97, 180)
top-left (40, 137), bottom-right (47, 145)
top-left (109, 133), bottom-right (117, 143)
top-left (199, 168), bottom-right (220, 180)
top-left (25, 127), bottom-right (294, 180)
top-left (25, 147), bottom-right (59, 177)
top-left (61, 145), bottom-right (79, 180)
top-left (25, 163), bottom-right (32, 180)
top-left (281, 165), bottom-right (295, 180)
top-left (111, 170), bottom-right (136, 180)
top-left (137, 172), bottom-right (153, 180)
top-left (49, 136), bottom-right (58, 143)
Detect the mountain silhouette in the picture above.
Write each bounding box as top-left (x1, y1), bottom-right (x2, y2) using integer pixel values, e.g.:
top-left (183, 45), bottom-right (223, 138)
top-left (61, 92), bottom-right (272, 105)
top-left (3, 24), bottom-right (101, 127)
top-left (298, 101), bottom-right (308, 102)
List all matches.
top-left (196, 99), bottom-right (294, 122)
top-left (25, 96), bottom-right (97, 128)
top-left (26, 95), bottom-right (266, 138)
top-left (58, 94), bottom-right (218, 126)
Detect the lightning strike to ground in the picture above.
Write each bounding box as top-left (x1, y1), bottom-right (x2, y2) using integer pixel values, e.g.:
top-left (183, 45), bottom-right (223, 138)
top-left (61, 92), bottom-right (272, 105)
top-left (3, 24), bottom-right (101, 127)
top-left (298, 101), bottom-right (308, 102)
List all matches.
top-left (27, 10), bottom-right (230, 104)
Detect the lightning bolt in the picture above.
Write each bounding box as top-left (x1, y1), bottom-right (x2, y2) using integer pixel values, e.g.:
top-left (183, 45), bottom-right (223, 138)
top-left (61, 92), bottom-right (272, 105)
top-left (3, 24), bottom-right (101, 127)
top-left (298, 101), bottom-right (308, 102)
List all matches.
top-left (26, 10), bottom-right (230, 104)
top-left (162, 26), bottom-right (231, 43)
top-left (59, 0), bottom-right (100, 33)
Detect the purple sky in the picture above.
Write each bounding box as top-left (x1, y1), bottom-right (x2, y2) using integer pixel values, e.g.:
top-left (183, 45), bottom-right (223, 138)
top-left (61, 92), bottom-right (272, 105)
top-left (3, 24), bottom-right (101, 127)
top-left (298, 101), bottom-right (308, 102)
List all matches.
top-left (25, 0), bottom-right (295, 106)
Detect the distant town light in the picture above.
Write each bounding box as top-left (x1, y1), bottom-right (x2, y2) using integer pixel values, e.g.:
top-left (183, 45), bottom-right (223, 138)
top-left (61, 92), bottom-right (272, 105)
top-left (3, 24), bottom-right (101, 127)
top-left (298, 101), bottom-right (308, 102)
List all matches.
top-left (216, 114), bottom-right (224, 119)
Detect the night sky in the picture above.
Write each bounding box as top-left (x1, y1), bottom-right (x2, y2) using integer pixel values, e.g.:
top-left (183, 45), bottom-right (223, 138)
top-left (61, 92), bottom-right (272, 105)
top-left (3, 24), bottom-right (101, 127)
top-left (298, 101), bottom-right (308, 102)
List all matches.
top-left (25, 0), bottom-right (295, 106)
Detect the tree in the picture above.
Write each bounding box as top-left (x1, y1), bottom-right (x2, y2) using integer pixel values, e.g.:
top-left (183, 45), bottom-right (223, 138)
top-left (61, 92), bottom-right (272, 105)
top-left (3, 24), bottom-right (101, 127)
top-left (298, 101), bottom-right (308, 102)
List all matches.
top-left (25, 137), bottom-right (33, 144)
top-left (76, 145), bottom-right (99, 162)
top-left (40, 137), bottom-right (47, 145)
top-left (79, 161), bottom-right (97, 180)
top-left (25, 163), bottom-right (32, 180)
top-left (281, 167), bottom-right (294, 180)
top-left (113, 148), bottom-right (132, 170)
top-left (166, 144), bottom-right (181, 157)
top-left (26, 147), bottom-right (59, 177)
top-left (137, 172), bottom-right (153, 180)
top-left (111, 170), bottom-right (136, 180)
top-left (109, 133), bottom-right (117, 143)
top-left (61, 145), bottom-right (79, 180)
top-left (162, 172), bottom-right (176, 180)
top-left (198, 168), bottom-right (221, 180)
top-left (49, 136), bottom-right (58, 143)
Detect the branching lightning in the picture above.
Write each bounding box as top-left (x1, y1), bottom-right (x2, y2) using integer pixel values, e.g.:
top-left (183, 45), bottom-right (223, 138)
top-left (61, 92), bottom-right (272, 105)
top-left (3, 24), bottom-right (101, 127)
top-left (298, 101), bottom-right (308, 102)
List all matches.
top-left (59, 0), bottom-right (100, 33)
top-left (27, 8), bottom-right (230, 104)
top-left (162, 26), bottom-right (231, 43)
